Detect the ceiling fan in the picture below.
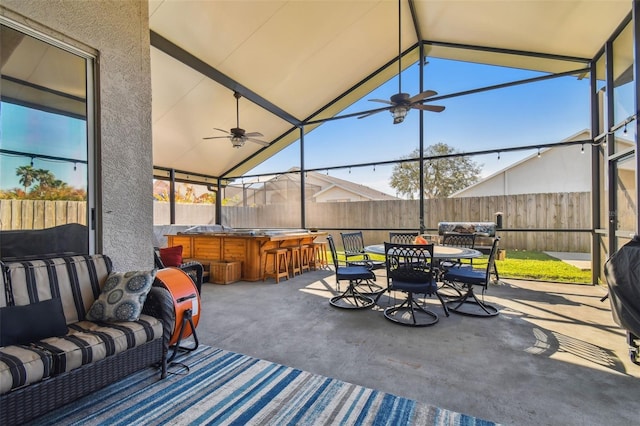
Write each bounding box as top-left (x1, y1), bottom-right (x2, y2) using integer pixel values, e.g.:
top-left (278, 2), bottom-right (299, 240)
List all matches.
top-left (358, 0), bottom-right (445, 124)
top-left (203, 91), bottom-right (269, 148)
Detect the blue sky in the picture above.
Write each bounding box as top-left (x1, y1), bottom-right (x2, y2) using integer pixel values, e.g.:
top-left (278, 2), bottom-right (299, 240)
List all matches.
top-left (0, 57), bottom-right (592, 198)
top-left (246, 57), bottom-right (591, 196)
top-left (0, 103), bottom-right (87, 191)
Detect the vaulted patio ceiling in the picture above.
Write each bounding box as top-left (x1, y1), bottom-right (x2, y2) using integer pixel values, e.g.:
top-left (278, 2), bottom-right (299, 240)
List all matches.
top-left (148, 0), bottom-right (630, 182)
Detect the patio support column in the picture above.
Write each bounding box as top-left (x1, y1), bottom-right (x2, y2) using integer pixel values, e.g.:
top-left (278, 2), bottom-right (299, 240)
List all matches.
top-left (633, 0), bottom-right (640, 234)
top-left (169, 169), bottom-right (176, 225)
top-left (605, 40), bottom-right (616, 258)
top-left (215, 178), bottom-right (222, 225)
top-left (418, 41), bottom-right (426, 233)
top-left (300, 126), bottom-right (306, 228)
top-left (589, 59), bottom-right (601, 286)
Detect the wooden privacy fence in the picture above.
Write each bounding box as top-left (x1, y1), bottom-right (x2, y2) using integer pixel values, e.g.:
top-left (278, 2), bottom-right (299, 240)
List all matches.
top-left (2, 192), bottom-right (592, 252)
top-left (223, 192), bottom-right (592, 252)
top-left (0, 200), bottom-right (87, 230)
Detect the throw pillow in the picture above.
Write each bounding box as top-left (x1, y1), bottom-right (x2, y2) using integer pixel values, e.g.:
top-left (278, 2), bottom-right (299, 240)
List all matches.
top-left (160, 245), bottom-right (183, 267)
top-left (0, 298), bottom-right (68, 346)
top-left (86, 269), bottom-right (157, 322)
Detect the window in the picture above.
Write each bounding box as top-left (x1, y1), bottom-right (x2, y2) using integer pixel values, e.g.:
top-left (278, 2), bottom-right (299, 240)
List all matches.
top-left (0, 19), bottom-right (96, 257)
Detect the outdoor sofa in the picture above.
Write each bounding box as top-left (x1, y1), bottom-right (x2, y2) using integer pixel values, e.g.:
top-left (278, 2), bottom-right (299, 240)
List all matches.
top-left (0, 254), bottom-right (174, 425)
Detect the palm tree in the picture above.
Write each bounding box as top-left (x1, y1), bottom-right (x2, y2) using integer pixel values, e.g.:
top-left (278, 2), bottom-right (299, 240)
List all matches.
top-left (16, 165), bottom-right (37, 192)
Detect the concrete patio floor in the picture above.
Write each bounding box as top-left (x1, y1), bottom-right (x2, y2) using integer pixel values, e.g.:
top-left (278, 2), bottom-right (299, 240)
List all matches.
top-left (193, 268), bottom-right (639, 426)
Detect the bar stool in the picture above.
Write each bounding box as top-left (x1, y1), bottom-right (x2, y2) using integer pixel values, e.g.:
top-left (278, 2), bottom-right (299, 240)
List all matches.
top-left (263, 248), bottom-right (289, 283)
top-left (312, 241), bottom-right (329, 270)
top-left (287, 246), bottom-right (302, 276)
top-left (300, 244), bottom-right (313, 273)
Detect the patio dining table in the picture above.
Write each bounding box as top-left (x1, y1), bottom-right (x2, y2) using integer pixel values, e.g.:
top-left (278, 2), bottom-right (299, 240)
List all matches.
top-left (364, 244), bottom-right (483, 262)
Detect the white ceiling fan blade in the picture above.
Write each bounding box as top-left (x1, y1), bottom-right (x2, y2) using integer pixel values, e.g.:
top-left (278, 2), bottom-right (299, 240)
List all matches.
top-left (368, 98), bottom-right (395, 105)
top-left (412, 104), bottom-right (445, 113)
top-left (203, 135), bottom-right (231, 140)
top-left (213, 128), bottom-right (231, 134)
top-left (244, 131), bottom-right (264, 138)
top-left (246, 138), bottom-right (270, 147)
top-left (408, 90), bottom-right (437, 103)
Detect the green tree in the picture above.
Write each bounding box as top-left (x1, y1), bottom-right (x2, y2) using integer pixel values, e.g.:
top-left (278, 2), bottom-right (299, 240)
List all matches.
top-left (389, 142), bottom-right (482, 199)
top-left (31, 169), bottom-right (59, 198)
top-left (2, 166), bottom-right (86, 200)
top-left (16, 165), bottom-right (37, 192)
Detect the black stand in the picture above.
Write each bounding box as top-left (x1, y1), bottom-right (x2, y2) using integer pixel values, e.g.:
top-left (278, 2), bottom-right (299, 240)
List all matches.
top-left (167, 308), bottom-right (200, 363)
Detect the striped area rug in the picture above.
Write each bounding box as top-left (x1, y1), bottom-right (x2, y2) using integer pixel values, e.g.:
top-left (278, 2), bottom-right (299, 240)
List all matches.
top-left (33, 346), bottom-right (497, 425)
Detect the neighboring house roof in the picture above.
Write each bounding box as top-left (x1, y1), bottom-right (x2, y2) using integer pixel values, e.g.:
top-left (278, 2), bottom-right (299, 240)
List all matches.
top-left (302, 169), bottom-right (399, 201)
top-left (226, 167), bottom-right (398, 204)
top-left (450, 129), bottom-right (594, 198)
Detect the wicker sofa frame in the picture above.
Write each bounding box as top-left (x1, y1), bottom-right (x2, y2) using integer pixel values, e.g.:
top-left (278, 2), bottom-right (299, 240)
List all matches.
top-left (1, 339), bottom-right (164, 425)
top-left (0, 258), bottom-right (174, 425)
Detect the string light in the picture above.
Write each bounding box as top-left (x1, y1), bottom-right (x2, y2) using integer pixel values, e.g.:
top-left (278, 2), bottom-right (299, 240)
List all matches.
top-left (537, 148), bottom-right (541, 158)
top-left (30, 157), bottom-right (34, 167)
top-left (623, 123), bottom-right (628, 135)
top-left (581, 144), bottom-right (584, 154)
top-left (74, 162), bottom-right (77, 171)
top-left (497, 152), bottom-right (501, 160)
top-left (373, 164), bottom-right (376, 171)
top-left (348, 167), bottom-right (351, 174)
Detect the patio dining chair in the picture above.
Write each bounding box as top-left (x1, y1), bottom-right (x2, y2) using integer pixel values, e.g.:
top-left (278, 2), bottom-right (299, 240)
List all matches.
top-left (377, 242), bottom-right (449, 326)
top-left (441, 232), bottom-right (477, 267)
top-left (441, 237), bottom-right (501, 317)
top-left (388, 231), bottom-right (420, 245)
top-left (327, 235), bottom-right (377, 309)
top-left (340, 231), bottom-right (385, 295)
top-left (341, 231), bottom-right (385, 269)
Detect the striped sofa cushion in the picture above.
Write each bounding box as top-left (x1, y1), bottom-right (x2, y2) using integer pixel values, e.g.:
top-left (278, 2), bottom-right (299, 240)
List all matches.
top-left (0, 315), bottom-right (162, 393)
top-left (0, 345), bottom-right (53, 394)
top-left (32, 315), bottom-right (162, 375)
top-left (5, 255), bottom-right (112, 324)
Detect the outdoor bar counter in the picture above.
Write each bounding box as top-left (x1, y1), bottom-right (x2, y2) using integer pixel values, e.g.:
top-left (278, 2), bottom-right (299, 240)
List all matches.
top-left (166, 228), bottom-right (326, 281)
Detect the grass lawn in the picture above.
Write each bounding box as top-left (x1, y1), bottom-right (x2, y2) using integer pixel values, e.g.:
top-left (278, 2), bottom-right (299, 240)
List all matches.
top-left (492, 250), bottom-right (592, 284)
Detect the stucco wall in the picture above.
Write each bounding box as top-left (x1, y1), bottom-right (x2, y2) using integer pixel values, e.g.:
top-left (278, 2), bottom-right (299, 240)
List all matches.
top-left (2, 0), bottom-right (153, 270)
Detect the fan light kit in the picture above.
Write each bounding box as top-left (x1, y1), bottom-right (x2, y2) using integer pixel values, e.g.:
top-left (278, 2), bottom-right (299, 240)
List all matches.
top-left (203, 91), bottom-right (269, 148)
top-left (358, 0), bottom-right (444, 124)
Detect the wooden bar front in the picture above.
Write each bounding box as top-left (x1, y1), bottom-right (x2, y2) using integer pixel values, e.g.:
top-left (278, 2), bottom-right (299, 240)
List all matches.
top-left (166, 232), bottom-right (326, 281)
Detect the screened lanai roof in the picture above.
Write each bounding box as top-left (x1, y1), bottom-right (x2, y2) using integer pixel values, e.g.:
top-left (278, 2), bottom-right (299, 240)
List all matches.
top-left (148, 0), bottom-right (630, 182)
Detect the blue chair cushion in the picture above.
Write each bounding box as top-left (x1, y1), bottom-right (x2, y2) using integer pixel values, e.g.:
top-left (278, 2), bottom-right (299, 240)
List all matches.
top-left (391, 278), bottom-right (438, 294)
top-left (443, 266), bottom-right (486, 285)
top-left (336, 266), bottom-right (375, 281)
